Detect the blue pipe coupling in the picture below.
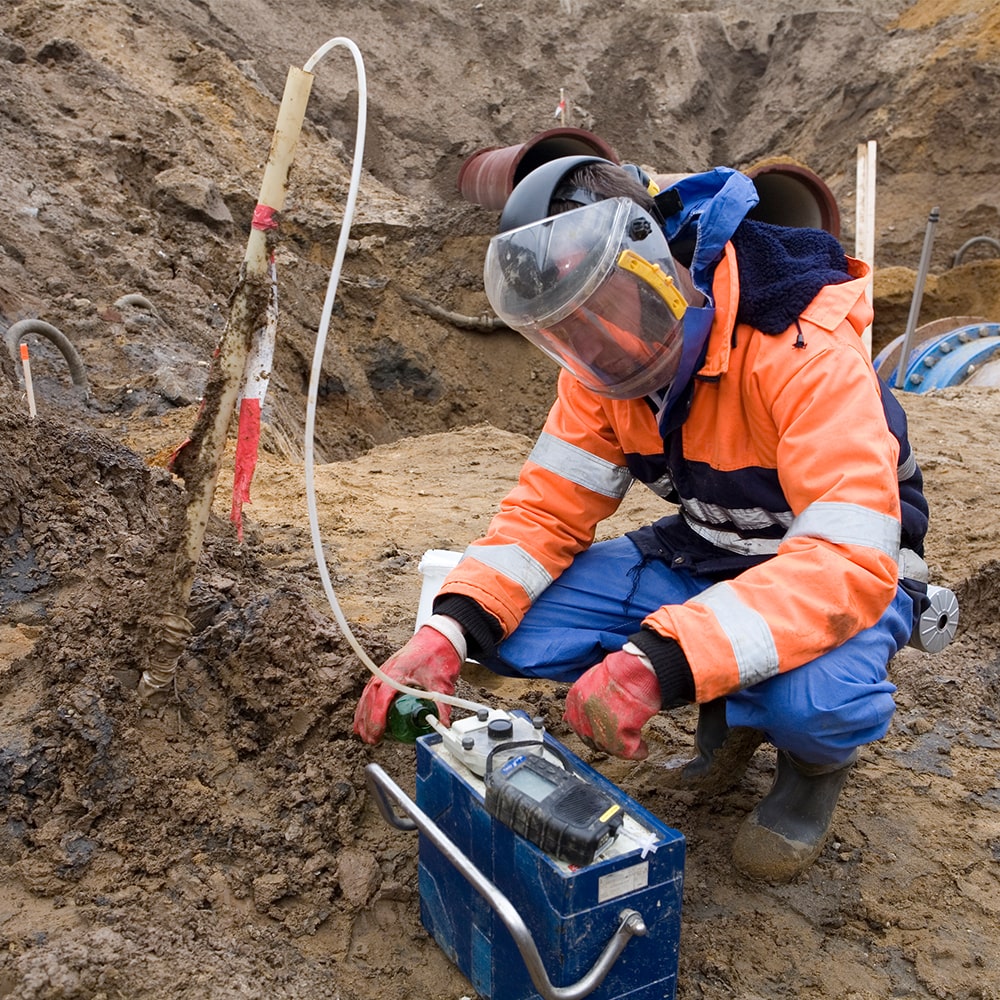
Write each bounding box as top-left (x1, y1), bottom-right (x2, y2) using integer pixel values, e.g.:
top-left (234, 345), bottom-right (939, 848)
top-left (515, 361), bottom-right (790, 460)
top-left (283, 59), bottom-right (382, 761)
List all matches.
top-left (874, 322), bottom-right (1000, 393)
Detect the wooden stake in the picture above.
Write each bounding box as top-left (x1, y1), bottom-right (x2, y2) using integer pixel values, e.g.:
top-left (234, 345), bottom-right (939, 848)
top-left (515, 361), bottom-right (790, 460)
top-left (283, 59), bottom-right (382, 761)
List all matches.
top-left (855, 140), bottom-right (877, 356)
top-left (139, 65), bottom-right (315, 700)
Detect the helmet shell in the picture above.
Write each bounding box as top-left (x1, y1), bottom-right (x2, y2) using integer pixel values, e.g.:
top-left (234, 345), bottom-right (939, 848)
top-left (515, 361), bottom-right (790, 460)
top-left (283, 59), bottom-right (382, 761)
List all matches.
top-left (497, 155), bottom-right (615, 233)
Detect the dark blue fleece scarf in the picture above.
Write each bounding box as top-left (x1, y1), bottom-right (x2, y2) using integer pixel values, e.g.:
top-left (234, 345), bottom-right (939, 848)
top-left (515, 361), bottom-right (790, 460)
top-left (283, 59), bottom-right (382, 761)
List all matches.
top-left (730, 219), bottom-right (852, 334)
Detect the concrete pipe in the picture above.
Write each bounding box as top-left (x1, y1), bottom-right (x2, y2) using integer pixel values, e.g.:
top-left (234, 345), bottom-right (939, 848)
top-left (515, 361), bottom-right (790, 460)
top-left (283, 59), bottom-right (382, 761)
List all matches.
top-left (460, 140), bottom-right (840, 239)
top-left (962, 360), bottom-right (1000, 388)
top-left (654, 159), bottom-right (840, 236)
top-left (457, 128), bottom-right (620, 210)
top-left (742, 157), bottom-right (841, 237)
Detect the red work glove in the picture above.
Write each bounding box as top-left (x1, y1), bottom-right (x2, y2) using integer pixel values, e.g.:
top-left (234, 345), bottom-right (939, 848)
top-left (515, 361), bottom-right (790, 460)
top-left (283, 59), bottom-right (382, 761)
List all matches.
top-left (353, 621), bottom-right (464, 744)
top-left (563, 646), bottom-right (662, 760)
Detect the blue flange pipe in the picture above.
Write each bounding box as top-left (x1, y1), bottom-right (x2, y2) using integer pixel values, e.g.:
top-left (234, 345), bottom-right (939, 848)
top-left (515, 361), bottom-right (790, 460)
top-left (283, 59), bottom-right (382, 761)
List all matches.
top-left (874, 322), bottom-right (1000, 392)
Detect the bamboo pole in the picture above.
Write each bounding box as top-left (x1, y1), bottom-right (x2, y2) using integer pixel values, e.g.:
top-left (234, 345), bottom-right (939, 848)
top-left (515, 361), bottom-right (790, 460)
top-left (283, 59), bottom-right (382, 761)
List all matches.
top-left (139, 65), bottom-right (315, 699)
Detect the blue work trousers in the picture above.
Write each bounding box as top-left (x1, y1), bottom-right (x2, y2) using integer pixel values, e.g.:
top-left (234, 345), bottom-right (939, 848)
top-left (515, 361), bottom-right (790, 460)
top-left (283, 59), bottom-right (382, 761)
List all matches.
top-left (482, 536), bottom-right (911, 766)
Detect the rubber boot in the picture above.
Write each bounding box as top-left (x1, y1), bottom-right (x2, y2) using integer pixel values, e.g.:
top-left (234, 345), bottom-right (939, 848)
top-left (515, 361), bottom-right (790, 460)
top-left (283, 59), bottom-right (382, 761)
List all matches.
top-left (731, 748), bottom-right (858, 883)
top-left (659, 698), bottom-right (764, 794)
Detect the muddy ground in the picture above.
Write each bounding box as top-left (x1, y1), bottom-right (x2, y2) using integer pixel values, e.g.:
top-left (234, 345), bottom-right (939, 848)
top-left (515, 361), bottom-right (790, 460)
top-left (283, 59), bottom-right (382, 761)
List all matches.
top-left (2, 1), bottom-right (1000, 998)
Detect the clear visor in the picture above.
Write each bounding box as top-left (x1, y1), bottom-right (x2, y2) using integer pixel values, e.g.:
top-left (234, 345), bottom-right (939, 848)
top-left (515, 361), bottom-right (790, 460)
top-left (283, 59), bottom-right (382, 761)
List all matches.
top-left (484, 198), bottom-right (688, 399)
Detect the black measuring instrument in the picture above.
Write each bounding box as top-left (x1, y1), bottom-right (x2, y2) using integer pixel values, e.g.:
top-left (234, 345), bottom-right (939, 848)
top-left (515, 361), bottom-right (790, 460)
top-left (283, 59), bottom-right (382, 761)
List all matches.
top-left (483, 737), bottom-right (624, 867)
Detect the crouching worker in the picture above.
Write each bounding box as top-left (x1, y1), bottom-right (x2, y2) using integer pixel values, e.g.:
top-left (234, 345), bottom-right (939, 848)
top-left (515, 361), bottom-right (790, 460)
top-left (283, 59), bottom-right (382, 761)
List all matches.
top-left (354, 156), bottom-right (929, 883)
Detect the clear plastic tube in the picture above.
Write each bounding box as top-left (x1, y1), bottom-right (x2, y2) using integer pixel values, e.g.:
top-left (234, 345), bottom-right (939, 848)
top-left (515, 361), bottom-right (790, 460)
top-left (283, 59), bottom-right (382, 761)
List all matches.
top-left (301, 38), bottom-right (487, 716)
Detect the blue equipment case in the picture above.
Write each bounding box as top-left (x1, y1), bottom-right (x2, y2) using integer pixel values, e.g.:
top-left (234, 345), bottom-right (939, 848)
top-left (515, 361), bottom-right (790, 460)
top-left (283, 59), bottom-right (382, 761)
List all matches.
top-left (415, 725), bottom-right (685, 1000)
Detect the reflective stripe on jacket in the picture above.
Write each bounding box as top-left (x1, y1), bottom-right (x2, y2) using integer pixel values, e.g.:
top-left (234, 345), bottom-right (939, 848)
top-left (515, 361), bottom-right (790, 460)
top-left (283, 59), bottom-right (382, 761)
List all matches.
top-left (440, 242), bottom-right (913, 701)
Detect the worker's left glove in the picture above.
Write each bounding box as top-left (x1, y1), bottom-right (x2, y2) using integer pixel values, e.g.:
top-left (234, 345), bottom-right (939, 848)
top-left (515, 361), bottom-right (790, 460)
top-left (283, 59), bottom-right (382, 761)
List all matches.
top-left (353, 616), bottom-right (466, 745)
top-left (563, 644), bottom-right (661, 760)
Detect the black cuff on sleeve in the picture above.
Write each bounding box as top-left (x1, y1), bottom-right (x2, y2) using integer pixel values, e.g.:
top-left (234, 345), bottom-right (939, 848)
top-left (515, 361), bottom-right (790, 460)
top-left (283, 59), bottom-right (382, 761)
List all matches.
top-left (432, 594), bottom-right (504, 660)
top-left (629, 630), bottom-right (696, 708)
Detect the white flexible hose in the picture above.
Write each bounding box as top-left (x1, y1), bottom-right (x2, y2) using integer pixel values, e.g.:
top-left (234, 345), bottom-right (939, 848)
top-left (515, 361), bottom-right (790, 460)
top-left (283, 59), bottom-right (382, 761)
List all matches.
top-left (302, 38), bottom-right (487, 716)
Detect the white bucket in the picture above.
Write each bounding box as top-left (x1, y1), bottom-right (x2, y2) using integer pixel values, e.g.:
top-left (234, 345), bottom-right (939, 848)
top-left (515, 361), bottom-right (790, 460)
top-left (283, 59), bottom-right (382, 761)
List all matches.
top-left (415, 549), bottom-right (463, 631)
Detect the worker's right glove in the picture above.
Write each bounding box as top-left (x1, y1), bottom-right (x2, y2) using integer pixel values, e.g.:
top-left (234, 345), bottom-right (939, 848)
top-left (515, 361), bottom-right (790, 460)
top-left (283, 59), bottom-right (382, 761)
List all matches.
top-left (352, 617), bottom-right (466, 744)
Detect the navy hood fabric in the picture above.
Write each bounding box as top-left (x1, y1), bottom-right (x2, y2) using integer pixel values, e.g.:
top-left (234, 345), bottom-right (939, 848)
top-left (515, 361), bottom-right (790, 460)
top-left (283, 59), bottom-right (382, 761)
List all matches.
top-left (731, 219), bottom-right (853, 334)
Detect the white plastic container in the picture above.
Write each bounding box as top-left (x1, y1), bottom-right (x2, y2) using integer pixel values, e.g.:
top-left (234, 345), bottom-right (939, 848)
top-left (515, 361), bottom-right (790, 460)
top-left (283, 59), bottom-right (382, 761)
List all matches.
top-left (415, 549), bottom-right (464, 631)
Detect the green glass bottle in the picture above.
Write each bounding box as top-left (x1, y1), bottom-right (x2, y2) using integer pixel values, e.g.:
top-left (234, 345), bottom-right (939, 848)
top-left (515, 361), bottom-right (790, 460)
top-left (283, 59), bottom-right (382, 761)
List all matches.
top-left (386, 694), bottom-right (437, 742)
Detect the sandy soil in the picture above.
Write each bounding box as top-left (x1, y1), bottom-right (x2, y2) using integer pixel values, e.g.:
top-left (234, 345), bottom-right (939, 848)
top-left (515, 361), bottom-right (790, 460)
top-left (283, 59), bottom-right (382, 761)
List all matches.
top-left (2, 1), bottom-right (1000, 998)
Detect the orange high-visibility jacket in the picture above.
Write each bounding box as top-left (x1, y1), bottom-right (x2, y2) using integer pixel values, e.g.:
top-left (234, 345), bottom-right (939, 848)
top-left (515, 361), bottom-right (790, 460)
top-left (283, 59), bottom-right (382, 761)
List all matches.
top-left (439, 242), bottom-right (908, 702)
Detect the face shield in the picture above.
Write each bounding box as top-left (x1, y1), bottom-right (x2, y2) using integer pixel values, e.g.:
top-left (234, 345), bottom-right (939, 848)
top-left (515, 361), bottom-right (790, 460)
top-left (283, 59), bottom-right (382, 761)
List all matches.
top-left (484, 197), bottom-right (689, 399)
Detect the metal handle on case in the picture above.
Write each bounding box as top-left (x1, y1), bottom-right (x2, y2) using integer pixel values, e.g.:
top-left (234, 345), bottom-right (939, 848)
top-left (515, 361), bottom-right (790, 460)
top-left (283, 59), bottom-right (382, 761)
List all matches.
top-left (365, 763), bottom-right (648, 1000)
